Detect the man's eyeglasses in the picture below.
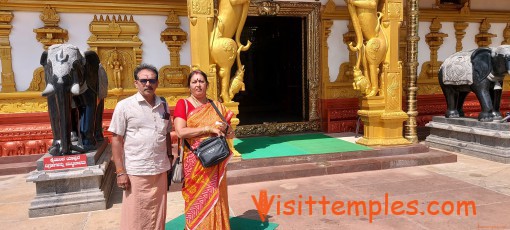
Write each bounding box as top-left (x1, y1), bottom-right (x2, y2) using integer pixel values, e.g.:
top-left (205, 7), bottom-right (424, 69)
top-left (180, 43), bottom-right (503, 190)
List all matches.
top-left (137, 79), bottom-right (158, 84)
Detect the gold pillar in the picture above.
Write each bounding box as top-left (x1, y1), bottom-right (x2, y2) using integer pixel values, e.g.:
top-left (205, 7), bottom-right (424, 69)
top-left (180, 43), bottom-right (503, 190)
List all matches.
top-left (405, 0), bottom-right (419, 143)
top-left (33, 5), bottom-right (69, 50)
top-left (159, 11), bottom-right (189, 88)
top-left (475, 19), bottom-right (496, 48)
top-left (0, 11), bottom-right (16, 93)
top-left (421, 18), bottom-right (447, 79)
top-left (454, 22), bottom-right (468, 52)
top-left (353, 0), bottom-right (410, 146)
top-left (187, 0), bottom-right (248, 157)
top-left (186, 0), bottom-right (217, 99)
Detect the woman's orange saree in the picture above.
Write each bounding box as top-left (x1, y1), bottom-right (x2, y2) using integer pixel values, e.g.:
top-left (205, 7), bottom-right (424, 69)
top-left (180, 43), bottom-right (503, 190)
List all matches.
top-left (182, 101), bottom-right (232, 230)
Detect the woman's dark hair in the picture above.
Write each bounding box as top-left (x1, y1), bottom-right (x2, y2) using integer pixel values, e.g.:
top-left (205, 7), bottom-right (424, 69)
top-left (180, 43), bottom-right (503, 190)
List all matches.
top-left (187, 69), bottom-right (209, 87)
top-left (134, 63), bottom-right (158, 80)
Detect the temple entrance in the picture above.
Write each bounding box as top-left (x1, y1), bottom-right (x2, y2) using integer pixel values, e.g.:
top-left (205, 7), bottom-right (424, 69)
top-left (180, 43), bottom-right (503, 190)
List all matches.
top-left (234, 16), bottom-right (307, 126)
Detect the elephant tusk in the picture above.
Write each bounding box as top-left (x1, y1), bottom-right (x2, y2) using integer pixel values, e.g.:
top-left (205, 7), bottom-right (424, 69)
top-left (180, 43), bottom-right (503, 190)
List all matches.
top-left (71, 83), bottom-right (80, 95)
top-left (41, 84), bottom-right (55, 97)
top-left (494, 81), bottom-right (502, 90)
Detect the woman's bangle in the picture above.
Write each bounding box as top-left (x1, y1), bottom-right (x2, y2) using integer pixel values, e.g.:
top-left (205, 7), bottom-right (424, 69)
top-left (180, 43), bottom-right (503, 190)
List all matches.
top-left (116, 168), bottom-right (125, 174)
top-left (203, 126), bottom-right (210, 134)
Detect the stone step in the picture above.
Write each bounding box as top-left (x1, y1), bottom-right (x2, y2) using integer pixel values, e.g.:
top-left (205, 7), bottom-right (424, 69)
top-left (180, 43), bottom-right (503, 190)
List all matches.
top-left (0, 161), bottom-right (37, 176)
top-left (226, 146), bottom-right (456, 185)
top-left (0, 154), bottom-right (43, 176)
top-left (227, 144), bottom-right (430, 170)
top-left (0, 154), bottom-right (43, 164)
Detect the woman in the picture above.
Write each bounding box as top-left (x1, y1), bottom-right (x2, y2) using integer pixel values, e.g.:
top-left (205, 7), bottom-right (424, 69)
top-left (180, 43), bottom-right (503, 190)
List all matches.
top-left (173, 69), bottom-right (234, 230)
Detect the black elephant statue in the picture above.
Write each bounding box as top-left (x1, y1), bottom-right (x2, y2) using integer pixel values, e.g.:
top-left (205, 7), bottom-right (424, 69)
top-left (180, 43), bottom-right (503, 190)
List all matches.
top-left (41, 44), bottom-right (108, 156)
top-left (439, 45), bottom-right (510, 122)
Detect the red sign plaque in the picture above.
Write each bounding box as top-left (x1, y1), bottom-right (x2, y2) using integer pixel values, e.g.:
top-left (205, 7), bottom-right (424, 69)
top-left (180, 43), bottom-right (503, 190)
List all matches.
top-left (43, 154), bottom-right (88, 170)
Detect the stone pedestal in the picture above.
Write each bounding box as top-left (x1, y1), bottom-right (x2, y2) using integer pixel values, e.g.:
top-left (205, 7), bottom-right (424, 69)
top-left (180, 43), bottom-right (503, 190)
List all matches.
top-left (425, 116), bottom-right (510, 163)
top-left (26, 141), bottom-right (115, 217)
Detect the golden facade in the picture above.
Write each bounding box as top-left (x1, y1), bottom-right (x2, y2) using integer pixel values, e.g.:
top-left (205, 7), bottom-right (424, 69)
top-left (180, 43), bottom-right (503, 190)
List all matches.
top-left (1, 0), bottom-right (510, 153)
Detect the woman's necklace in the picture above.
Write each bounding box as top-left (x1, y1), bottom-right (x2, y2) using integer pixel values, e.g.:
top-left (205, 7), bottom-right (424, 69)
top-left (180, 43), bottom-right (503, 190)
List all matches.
top-left (190, 95), bottom-right (207, 107)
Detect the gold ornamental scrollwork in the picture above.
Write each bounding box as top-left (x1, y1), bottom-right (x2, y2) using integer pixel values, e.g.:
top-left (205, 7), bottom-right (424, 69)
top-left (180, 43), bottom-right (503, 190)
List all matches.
top-left (27, 67), bottom-right (45, 91)
top-left (0, 98), bottom-right (48, 114)
top-left (40, 5), bottom-right (59, 25)
top-left (236, 121), bottom-right (321, 137)
top-left (386, 2), bottom-right (402, 20)
top-left (256, 1), bottom-right (280, 16)
top-left (190, 0), bottom-right (213, 17)
top-left (386, 72), bottom-right (399, 111)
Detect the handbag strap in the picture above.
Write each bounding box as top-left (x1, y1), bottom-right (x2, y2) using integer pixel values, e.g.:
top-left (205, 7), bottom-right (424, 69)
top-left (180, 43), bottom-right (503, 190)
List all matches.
top-left (183, 99), bottom-right (228, 151)
top-left (208, 99), bottom-right (230, 133)
top-left (160, 97), bottom-right (168, 114)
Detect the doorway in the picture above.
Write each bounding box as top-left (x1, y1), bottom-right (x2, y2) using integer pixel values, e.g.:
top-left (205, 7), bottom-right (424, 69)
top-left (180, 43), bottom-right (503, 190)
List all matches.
top-left (234, 16), bottom-right (307, 125)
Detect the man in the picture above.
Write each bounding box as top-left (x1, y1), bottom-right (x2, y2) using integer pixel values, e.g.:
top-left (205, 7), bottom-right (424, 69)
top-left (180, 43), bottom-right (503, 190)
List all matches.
top-left (109, 63), bottom-right (174, 230)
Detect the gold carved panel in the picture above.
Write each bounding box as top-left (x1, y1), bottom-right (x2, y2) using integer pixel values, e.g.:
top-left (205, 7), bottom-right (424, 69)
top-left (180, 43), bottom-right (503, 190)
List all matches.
top-left (189, 0), bottom-right (213, 17)
top-left (88, 15), bottom-right (142, 90)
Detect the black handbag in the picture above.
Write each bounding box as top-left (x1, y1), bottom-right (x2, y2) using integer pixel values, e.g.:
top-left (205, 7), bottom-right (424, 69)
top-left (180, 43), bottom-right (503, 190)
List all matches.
top-left (184, 100), bottom-right (231, 167)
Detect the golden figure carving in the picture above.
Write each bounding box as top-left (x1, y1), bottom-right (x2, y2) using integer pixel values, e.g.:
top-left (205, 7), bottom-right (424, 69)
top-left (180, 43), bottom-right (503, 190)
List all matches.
top-left (88, 14), bottom-right (141, 90)
top-left (210, 0), bottom-right (251, 102)
top-left (229, 68), bottom-right (245, 99)
top-left (108, 49), bottom-right (124, 88)
top-left (346, 0), bottom-right (388, 97)
top-left (347, 0), bottom-right (409, 146)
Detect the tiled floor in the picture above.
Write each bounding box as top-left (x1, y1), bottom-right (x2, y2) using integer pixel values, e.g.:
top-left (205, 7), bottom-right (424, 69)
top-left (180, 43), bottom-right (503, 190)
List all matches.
top-left (2, 138), bottom-right (510, 229)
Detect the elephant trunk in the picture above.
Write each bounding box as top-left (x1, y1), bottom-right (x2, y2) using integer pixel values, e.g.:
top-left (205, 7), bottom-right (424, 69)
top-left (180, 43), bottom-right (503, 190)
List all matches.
top-left (56, 85), bottom-right (73, 155)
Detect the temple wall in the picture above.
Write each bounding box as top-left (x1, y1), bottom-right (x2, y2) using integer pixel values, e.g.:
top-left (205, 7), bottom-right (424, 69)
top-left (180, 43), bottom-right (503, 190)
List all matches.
top-left (0, 12), bottom-right (191, 92)
top-left (2, 0), bottom-right (507, 94)
top-left (1, 0), bottom-right (510, 155)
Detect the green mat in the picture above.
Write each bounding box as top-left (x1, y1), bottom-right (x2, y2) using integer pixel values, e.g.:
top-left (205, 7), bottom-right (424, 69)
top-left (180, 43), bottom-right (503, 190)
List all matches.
top-left (234, 133), bottom-right (371, 160)
top-left (165, 214), bottom-right (278, 230)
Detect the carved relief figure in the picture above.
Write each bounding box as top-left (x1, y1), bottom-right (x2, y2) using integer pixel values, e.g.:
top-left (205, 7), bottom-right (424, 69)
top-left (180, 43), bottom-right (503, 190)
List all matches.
top-left (346, 0), bottom-right (387, 97)
top-left (108, 49), bottom-right (124, 88)
top-left (210, 0), bottom-right (252, 102)
top-left (2, 141), bottom-right (23, 156)
top-left (24, 140), bottom-right (46, 155)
